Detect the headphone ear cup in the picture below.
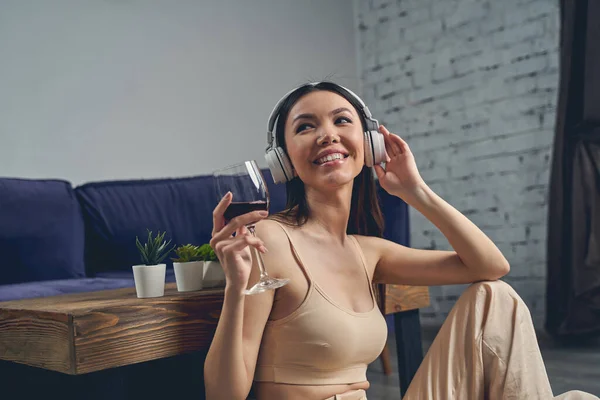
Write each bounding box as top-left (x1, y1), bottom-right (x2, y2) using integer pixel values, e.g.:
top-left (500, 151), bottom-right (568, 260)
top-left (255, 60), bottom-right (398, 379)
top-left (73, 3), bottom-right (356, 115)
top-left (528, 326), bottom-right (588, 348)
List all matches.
top-left (363, 131), bottom-right (375, 167)
top-left (265, 147), bottom-right (294, 184)
top-left (364, 129), bottom-right (387, 167)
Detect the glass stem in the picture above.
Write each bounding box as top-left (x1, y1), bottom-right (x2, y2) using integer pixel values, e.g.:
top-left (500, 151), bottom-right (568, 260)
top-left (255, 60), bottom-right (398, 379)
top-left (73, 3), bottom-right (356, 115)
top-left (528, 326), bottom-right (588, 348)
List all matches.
top-left (248, 226), bottom-right (268, 279)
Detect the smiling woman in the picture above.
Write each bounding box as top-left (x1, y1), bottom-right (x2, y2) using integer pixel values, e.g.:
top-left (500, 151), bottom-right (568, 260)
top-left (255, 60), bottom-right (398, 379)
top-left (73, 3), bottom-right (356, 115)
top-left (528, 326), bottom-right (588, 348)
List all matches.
top-left (203, 82), bottom-right (599, 400)
top-left (271, 82), bottom-right (387, 233)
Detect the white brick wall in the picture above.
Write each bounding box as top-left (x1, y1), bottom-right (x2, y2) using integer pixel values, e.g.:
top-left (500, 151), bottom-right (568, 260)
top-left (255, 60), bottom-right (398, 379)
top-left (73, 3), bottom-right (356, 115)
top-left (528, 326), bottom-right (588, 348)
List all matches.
top-left (354, 0), bottom-right (560, 328)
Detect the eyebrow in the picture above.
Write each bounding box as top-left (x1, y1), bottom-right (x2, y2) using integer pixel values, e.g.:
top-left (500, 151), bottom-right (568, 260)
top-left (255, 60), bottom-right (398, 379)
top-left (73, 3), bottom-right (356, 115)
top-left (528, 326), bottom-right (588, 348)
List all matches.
top-left (292, 107), bottom-right (353, 123)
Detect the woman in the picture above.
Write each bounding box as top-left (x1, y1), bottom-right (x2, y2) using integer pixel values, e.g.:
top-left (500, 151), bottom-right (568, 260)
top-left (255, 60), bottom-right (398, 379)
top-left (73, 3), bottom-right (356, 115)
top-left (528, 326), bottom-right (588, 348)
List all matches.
top-left (204, 82), bottom-right (598, 400)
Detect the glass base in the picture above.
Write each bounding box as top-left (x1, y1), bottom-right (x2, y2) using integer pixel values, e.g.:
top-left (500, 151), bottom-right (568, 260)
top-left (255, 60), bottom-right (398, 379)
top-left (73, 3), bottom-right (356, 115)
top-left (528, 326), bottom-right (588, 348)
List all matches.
top-left (244, 276), bottom-right (290, 295)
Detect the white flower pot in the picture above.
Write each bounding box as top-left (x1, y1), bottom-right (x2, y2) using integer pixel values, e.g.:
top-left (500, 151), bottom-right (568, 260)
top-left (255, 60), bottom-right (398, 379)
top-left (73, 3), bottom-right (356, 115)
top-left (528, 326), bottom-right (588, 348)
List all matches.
top-left (203, 260), bottom-right (226, 288)
top-left (132, 264), bottom-right (166, 298)
top-left (173, 261), bottom-right (204, 292)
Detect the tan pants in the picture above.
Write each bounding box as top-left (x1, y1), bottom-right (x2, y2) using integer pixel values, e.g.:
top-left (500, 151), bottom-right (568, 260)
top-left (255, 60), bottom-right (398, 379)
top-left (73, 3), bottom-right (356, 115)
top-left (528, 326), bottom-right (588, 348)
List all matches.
top-left (325, 389), bottom-right (367, 400)
top-left (402, 280), bottom-right (599, 400)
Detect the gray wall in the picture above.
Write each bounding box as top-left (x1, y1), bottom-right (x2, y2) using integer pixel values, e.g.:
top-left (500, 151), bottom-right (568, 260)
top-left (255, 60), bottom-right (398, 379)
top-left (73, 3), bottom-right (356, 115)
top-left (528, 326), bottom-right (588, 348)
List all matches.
top-left (2, 0), bottom-right (561, 328)
top-left (354, 0), bottom-right (560, 328)
top-left (0, 0), bottom-right (359, 185)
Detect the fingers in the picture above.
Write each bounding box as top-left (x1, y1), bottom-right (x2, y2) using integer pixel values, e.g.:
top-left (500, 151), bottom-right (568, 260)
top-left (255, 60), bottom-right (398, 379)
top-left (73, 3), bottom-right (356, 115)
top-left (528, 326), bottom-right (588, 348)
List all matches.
top-left (380, 125), bottom-right (409, 156)
top-left (211, 210), bottom-right (269, 243)
top-left (212, 192), bottom-right (233, 237)
top-left (236, 224), bottom-right (248, 237)
top-left (396, 135), bottom-right (410, 153)
top-left (220, 232), bottom-right (268, 257)
top-left (374, 164), bottom-right (385, 180)
top-left (379, 125), bottom-right (396, 157)
top-left (379, 125), bottom-right (401, 156)
top-left (379, 124), bottom-right (391, 137)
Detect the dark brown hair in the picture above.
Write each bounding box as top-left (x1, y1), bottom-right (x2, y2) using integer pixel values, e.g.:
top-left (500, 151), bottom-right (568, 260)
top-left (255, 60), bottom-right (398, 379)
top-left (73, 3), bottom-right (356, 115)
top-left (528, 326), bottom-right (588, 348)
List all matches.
top-left (272, 82), bottom-right (384, 238)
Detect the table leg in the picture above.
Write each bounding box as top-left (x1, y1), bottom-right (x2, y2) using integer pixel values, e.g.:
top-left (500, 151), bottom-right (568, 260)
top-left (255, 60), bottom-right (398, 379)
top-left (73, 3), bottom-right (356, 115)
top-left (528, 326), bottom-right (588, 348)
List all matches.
top-left (394, 309), bottom-right (424, 398)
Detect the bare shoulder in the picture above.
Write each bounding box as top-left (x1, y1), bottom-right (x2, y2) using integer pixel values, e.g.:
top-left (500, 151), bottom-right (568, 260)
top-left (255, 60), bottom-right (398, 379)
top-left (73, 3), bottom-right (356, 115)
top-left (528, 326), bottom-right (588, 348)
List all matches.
top-left (350, 235), bottom-right (390, 275)
top-left (252, 218), bottom-right (291, 278)
top-left (253, 218), bottom-right (287, 246)
top-left (353, 234), bottom-right (411, 255)
top-left (352, 234), bottom-right (392, 254)
top-left (352, 234), bottom-right (386, 246)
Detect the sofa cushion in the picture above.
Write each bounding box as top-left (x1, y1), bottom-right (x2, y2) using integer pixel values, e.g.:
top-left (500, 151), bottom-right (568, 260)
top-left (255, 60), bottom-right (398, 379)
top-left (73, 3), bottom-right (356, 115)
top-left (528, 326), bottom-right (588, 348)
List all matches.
top-left (378, 185), bottom-right (410, 247)
top-left (75, 175), bottom-right (215, 275)
top-left (263, 169), bottom-right (287, 212)
top-left (0, 178), bottom-right (86, 285)
top-left (75, 170), bottom-right (287, 275)
top-left (0, 277), bottom-right (136, 302)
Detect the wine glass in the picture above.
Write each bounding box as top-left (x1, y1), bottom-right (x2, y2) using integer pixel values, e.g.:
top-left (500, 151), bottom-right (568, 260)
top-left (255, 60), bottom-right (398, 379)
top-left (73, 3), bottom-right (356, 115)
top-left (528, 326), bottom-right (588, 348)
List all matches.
top-left (213, 160), bottom-right (290, 295)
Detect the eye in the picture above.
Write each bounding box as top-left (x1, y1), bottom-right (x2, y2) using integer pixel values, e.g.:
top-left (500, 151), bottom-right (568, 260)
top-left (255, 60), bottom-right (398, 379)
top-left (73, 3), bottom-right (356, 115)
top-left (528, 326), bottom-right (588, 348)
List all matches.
top-left (296, 123), bottom-right (313, 133)
top-left (335, 116), bottom-right (352, 124)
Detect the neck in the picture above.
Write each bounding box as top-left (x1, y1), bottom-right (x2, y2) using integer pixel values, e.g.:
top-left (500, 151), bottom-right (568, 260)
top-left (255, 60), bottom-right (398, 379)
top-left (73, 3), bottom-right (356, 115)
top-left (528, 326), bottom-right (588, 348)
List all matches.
top-left (304, 183), bottom-right (353, 243)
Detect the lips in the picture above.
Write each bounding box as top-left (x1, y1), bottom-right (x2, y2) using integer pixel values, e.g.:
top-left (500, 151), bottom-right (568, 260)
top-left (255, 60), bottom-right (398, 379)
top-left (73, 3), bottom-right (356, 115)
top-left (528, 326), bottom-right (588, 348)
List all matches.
top-left (314, 152), bottom-right (349, 165)
top-left (313, 149), bottom-right (350, 165)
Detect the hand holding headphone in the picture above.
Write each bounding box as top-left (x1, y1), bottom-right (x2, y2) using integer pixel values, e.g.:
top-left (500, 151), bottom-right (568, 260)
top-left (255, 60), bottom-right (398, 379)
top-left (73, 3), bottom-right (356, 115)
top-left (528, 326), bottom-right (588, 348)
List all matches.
top-left (264, 83), bottom-right (387, 184)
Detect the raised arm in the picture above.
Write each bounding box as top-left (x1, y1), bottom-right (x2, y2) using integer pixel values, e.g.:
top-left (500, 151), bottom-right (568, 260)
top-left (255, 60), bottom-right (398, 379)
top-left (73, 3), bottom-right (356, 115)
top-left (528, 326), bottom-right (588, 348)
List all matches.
top-left (204, 193), bottom-right (279, 400)
top-left (370, 126), bottom-right (509, 286)
top-left (362, 185), bottom-right (510, 286)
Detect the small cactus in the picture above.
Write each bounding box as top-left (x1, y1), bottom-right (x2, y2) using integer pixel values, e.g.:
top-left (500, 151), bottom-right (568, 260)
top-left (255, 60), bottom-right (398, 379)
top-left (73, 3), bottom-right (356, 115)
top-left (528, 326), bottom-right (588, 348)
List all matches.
top-left (135, 229), bottom-right (176, 265)
top-left (172, 244), bottom-right (203, 263)
top-left (199, 243), bottom-right (218, 262)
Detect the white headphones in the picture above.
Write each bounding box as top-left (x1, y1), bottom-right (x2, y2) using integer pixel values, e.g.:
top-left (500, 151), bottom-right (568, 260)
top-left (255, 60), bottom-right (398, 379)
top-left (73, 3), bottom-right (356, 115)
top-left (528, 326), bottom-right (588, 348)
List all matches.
top-left (264, 82), bottom-right (387, 184)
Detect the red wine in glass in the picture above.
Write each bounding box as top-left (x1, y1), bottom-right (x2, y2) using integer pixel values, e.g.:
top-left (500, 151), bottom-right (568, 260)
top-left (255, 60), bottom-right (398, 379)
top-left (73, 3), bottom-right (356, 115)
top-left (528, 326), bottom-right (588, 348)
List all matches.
top-left (213, 160), bottom-right (289, 295)
top-left (224, 201), bottom-right (269, 221)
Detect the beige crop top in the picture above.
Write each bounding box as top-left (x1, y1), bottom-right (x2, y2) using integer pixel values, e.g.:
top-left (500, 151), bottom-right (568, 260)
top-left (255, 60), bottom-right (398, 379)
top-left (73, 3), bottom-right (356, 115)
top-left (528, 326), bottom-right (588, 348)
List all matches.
top-left (254, 222), bottom-right (388, 385)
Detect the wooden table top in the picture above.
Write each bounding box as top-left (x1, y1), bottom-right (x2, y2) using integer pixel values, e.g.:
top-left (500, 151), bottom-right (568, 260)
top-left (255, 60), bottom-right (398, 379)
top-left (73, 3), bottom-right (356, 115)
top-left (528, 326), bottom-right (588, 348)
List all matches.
top-left (0, 283), bottom-right (224, 375)
top-left (0, 282), bottom-right (429, 375)
top-left (0, 282), bottom-right (223, 313)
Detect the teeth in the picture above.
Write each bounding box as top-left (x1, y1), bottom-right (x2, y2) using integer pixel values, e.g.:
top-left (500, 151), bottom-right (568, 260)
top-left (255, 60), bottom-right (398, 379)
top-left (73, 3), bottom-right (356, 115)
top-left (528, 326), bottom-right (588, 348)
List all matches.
top-left (317, 153), bottom-right (345, 164)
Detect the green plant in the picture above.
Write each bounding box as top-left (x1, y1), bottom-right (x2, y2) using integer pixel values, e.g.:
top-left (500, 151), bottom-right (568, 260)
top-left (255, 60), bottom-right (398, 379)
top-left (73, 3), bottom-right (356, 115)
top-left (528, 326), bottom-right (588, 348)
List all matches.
top-left (171, 244), bottom-right (203, 262)
top-left (135, 229), bottom-right (176, 265)
top-left (198, 243), bottom-right (218, 262)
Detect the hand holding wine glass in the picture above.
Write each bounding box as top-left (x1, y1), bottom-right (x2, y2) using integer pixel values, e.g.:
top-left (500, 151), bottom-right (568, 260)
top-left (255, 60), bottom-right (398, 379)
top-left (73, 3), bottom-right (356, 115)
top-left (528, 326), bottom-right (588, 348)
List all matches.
top-left (212, 160), bottom-right (289, 295)
top-left (210, 192), bottom-right (269, 294)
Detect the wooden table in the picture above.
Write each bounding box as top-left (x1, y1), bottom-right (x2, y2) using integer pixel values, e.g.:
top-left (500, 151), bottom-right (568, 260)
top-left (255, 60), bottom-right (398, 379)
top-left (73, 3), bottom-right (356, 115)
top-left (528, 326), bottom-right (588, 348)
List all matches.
top-left (0, 282), bottom-right (429, 396)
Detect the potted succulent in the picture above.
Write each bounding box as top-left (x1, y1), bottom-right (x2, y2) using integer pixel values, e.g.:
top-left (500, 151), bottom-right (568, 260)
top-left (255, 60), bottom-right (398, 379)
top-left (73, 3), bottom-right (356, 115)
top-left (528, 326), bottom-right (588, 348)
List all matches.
top-left (171, 244), bottom-right (204, 292)
top-left (200, 243), bottom-right (226, 288)
top-left (133, 230), bottom-right (175, 298)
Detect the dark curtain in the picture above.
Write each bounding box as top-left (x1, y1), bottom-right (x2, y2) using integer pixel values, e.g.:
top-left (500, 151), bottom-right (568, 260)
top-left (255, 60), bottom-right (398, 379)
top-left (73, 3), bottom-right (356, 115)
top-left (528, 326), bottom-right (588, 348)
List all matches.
top-left (546, 0), bottom-right (600, 338)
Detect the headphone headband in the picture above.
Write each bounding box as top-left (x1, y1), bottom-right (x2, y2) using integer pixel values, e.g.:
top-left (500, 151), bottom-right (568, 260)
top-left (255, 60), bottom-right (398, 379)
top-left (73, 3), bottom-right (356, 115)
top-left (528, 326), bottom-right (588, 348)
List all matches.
top-left (265, 82), bottom-right (378, 151)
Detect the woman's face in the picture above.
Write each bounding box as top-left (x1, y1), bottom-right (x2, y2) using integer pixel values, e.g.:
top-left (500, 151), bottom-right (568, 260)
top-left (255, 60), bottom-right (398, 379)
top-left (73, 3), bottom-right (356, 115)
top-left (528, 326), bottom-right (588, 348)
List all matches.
top-left (283, 90), bottom-right (365, 189)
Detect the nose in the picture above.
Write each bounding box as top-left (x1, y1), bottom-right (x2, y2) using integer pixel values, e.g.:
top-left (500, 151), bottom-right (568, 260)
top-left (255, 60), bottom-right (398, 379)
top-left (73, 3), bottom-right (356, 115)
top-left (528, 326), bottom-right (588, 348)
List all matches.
top-left (316, 129), bottom-right (340, 146)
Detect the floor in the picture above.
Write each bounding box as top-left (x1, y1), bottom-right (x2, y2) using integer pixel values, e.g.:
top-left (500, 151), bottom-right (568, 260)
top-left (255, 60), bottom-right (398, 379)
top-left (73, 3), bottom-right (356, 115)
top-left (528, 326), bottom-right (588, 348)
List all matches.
top-left (366, 326), bottom-right (600, 399)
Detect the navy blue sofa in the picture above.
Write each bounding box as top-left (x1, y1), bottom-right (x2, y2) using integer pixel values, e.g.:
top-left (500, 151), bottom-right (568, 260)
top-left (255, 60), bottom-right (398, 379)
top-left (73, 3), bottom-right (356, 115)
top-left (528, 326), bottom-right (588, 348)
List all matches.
top-left (0, 170), bottom-right (411, 399)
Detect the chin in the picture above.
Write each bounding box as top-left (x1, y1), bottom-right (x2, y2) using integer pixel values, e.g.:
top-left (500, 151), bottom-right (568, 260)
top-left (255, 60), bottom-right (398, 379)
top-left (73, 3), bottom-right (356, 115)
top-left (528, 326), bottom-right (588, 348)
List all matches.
top-left (315, 168), bottom-right (360, 188)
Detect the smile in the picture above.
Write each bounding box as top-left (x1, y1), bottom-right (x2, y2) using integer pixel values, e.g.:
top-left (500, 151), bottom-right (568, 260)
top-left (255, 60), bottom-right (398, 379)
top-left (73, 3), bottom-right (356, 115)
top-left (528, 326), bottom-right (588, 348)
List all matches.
top-left (313, 152), bottom-right (349, 166)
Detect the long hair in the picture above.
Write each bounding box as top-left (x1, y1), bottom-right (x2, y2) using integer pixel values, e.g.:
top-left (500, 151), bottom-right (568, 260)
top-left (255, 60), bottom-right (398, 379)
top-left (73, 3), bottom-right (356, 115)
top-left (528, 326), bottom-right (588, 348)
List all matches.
top-left (271, 82), bottom-right (385, 238)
